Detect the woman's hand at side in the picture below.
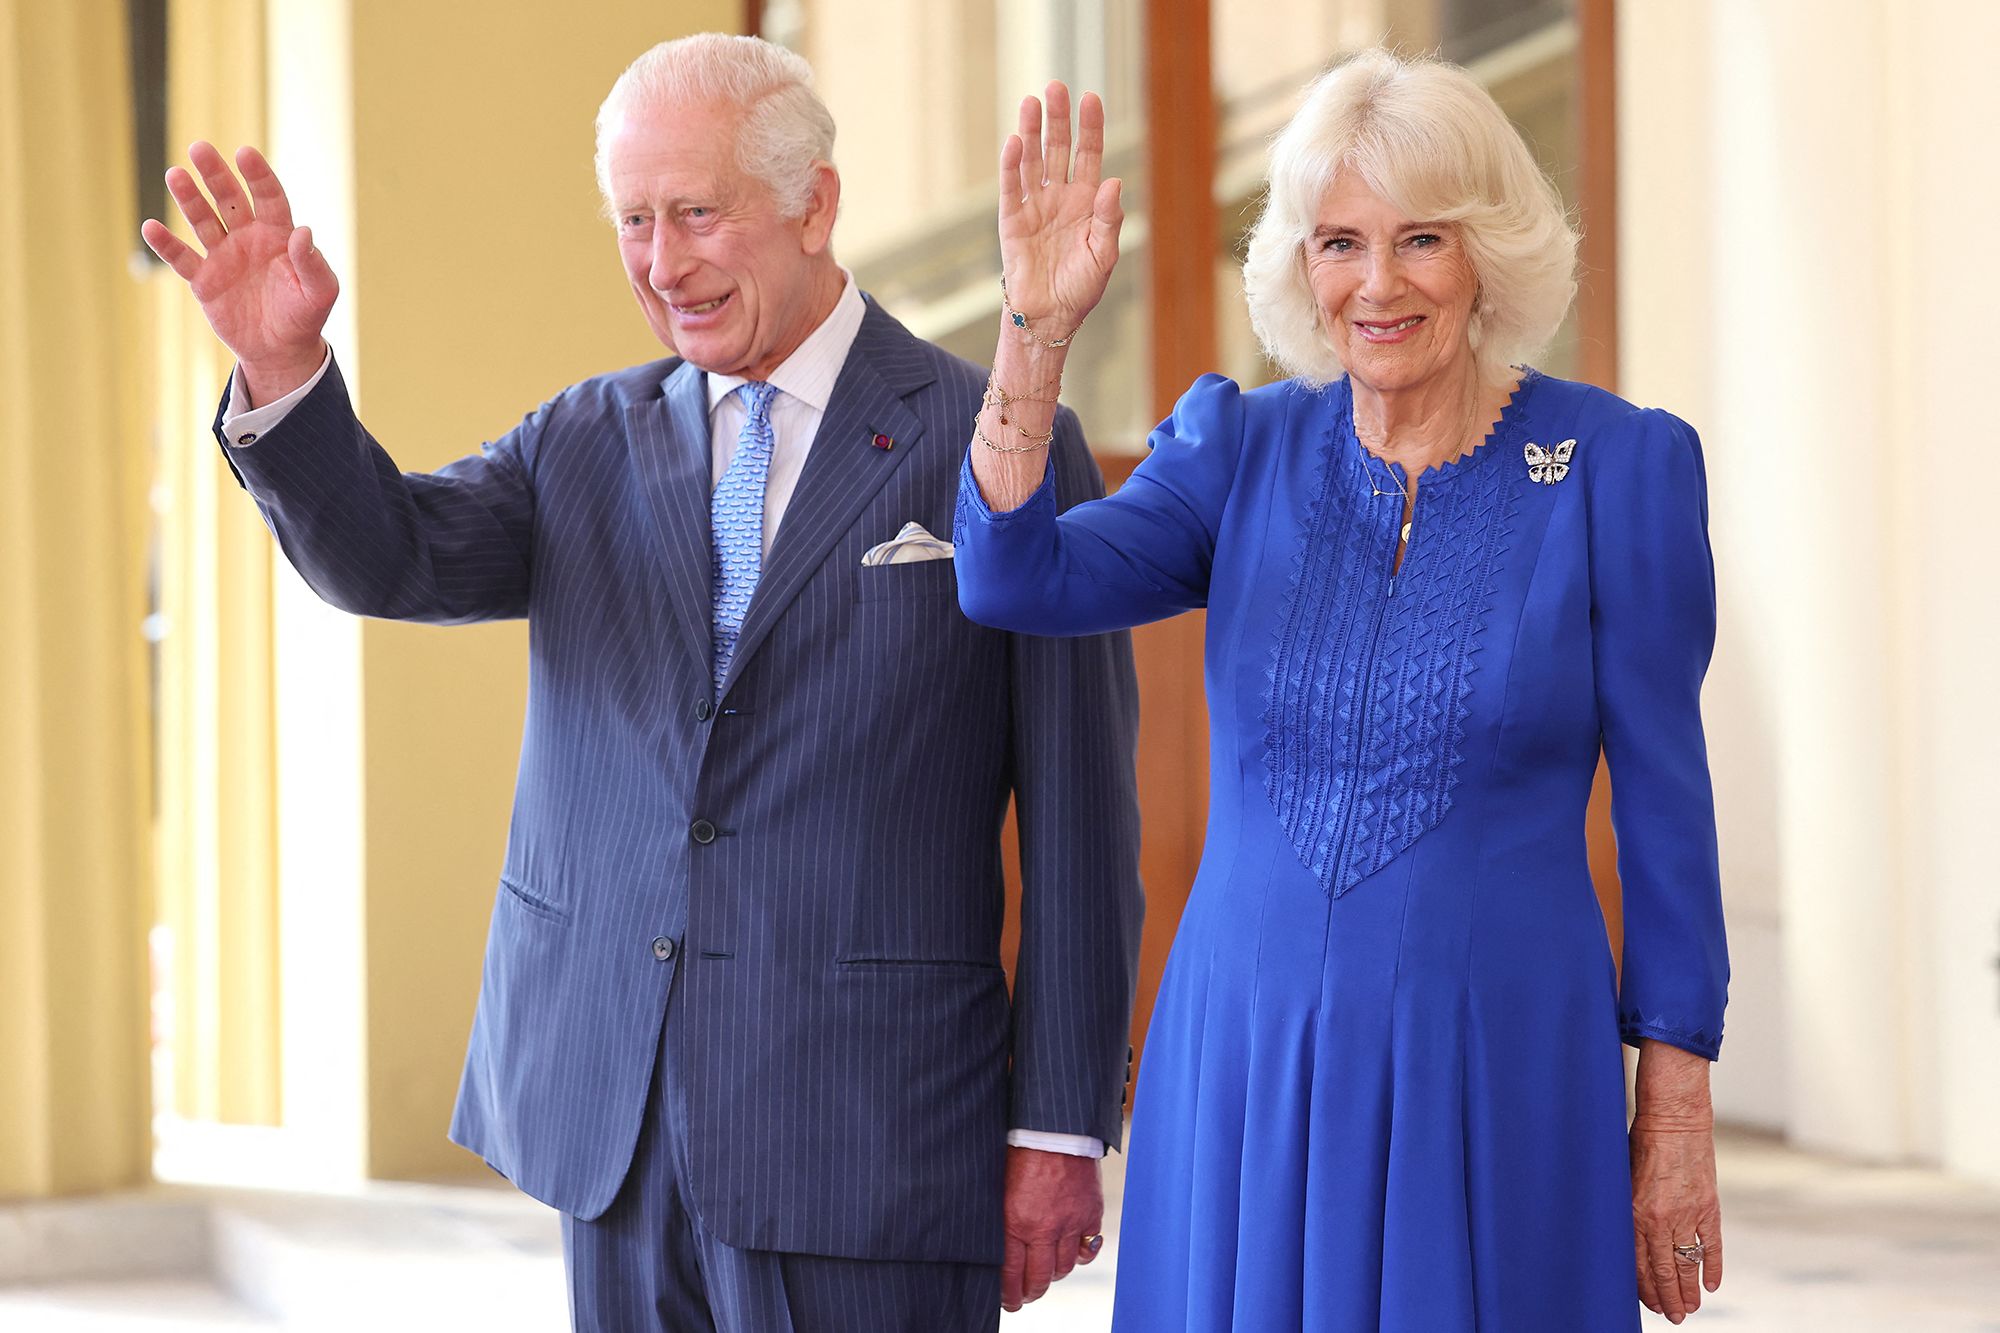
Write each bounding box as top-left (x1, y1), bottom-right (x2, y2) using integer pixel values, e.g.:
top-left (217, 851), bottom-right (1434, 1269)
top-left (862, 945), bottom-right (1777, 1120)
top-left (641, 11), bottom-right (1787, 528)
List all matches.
top-left (971, 83), bottom-right (1124, 514)
top-left (1629, 1040), bottom-right (1725, 1323)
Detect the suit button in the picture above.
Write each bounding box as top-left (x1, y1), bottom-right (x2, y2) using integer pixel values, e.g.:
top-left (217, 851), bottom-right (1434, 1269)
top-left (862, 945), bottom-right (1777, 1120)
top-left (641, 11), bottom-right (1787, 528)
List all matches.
top-left (695, 699), bottom-right (713, 722)
top-left (690, 819), bottom-right (717, 845)
top-left (652, 936), bottom-right (676, 961)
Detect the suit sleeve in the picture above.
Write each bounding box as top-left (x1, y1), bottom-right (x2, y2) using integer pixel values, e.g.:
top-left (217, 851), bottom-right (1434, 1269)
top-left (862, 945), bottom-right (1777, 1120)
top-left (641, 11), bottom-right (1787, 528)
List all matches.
top-left (1589, 408), bottom-right (1730, 1059)
top-left (1003, 403), bottom-right (1146, 1149)
top-left (955, 373), bottom-right (1247, 635)
top-left (214, 353), bottom-right (538, 624)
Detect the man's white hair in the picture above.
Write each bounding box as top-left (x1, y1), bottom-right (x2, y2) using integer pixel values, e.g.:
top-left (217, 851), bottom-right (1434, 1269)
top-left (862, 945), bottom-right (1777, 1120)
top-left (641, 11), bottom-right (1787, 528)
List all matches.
top-left (594, 33), bottom-right (836, 219)
top-left (1242, 47), bottom-right (1578, 386)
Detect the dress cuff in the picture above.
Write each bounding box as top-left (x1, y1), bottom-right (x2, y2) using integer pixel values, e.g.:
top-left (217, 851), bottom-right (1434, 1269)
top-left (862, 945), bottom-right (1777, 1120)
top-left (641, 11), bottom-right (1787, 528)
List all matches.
top-left (1006, 1128), bottom-right (1106, 1159)
top-left (956, 448), bottom-right (1057, 522)
top-left (1619, 1017), bottom-right (1723, 1061)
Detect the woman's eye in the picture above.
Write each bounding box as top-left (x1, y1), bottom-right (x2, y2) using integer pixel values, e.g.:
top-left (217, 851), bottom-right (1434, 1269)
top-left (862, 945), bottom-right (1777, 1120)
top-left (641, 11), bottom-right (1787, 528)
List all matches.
top-left (1407, 232), bottom-right (1442, 249)
top-left (1321, 236), bottom-right (1353, 253)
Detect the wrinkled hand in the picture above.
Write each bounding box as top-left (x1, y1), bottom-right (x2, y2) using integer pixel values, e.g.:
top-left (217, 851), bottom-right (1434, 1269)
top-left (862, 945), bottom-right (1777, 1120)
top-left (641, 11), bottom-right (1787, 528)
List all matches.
top-left (140, 142), bottom-right (337, 402)
top-left (997, 82), bottom-right (1124, 340)
top-left (1000, 1146), bottom-right (1104, 1312)
top-left (1630, 1113), bottom-right (1724, 1323)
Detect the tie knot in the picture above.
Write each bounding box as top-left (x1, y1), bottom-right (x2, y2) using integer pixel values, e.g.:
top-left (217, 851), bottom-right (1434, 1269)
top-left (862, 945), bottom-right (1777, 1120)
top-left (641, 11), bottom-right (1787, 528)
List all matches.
top-left (736, 380), bottom-right (777, 421)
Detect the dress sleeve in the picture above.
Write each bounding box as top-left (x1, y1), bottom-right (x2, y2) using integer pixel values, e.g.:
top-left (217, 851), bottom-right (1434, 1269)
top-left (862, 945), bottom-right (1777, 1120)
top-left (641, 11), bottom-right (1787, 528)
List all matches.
top-left (1588, 408), bottom-right (1730, 1059)
top-left (954, 373), bottom-right (1247, 636)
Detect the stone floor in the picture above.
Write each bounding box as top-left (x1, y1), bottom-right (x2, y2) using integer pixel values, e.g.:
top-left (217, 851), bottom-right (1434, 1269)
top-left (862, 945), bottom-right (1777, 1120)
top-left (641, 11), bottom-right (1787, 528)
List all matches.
top-left (2, 1127), bottom-right (1996, 1330)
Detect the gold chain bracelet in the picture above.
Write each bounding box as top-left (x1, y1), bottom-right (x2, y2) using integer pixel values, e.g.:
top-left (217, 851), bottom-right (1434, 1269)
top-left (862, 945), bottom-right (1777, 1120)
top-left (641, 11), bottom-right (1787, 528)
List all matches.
top-left (999, 274), bottom-right (1076, 349)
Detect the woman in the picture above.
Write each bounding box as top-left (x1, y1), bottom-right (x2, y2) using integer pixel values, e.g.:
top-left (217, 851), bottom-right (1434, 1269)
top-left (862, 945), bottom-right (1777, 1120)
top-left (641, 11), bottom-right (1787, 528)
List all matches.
top-left (955, 49), bottom-right (1730, 1331)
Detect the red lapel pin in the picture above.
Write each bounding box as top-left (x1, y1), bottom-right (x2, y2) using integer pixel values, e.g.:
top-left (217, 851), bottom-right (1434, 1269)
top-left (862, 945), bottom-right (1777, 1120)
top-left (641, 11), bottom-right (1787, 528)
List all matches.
top-left (870, 432), bottom-right (893, 451)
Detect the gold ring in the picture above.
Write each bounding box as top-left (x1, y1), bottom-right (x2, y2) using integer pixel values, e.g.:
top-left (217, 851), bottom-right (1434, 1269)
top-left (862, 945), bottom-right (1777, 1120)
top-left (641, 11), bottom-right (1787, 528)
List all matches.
top-left (1082, 1233), bottom-right (1105, 1253)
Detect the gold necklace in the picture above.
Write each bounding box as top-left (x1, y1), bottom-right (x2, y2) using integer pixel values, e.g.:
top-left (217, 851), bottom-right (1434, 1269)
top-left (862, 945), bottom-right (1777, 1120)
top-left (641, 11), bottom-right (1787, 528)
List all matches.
top-left (1356, 434), bottom-right (1414, 546)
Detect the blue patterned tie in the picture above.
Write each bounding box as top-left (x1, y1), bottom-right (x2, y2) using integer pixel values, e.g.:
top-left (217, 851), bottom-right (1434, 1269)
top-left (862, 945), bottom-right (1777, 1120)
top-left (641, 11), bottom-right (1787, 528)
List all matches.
top-left (711, 380), bottom-right (779, 690)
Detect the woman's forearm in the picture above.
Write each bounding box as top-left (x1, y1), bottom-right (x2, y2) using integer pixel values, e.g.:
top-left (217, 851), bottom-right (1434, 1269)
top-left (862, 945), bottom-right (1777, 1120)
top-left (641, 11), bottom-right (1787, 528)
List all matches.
top-left (969, 319), bottom-right (1073, 514)
top-left (1631, 1039), bottom-right (1714, 1129)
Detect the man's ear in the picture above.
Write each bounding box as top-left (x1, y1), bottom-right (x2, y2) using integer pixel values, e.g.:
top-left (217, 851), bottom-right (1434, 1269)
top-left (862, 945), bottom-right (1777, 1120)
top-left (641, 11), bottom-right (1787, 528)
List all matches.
top-left (799, 162), bottom-right (840, 256)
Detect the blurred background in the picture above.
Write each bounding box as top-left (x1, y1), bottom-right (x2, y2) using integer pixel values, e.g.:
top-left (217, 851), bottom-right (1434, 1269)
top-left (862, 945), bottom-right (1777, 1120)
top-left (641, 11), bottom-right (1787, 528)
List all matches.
top-left (2, 0), bottom-right (1996, 1327)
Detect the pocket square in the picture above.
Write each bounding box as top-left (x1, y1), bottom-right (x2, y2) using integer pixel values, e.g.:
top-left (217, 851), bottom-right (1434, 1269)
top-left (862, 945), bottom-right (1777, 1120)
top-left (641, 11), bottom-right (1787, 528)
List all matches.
top-left (861, 521), bottom-right (955, 567)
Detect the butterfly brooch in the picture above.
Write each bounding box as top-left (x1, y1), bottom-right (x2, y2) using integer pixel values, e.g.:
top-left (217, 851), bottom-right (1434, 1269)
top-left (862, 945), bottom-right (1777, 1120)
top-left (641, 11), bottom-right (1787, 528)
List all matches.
top-left (1524, 438), bottom-right (1576, 484)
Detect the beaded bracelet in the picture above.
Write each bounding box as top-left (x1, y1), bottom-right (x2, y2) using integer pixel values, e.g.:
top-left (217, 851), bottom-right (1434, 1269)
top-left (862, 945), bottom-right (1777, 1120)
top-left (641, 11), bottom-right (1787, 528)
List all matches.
top-left (999, 274), bottom-right (1076, 349)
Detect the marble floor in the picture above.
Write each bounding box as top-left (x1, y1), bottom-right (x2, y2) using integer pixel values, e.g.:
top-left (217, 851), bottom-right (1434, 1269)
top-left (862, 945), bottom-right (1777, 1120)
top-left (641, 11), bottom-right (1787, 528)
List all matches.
top-left (2, 1127), bottom-right (1995, 1331)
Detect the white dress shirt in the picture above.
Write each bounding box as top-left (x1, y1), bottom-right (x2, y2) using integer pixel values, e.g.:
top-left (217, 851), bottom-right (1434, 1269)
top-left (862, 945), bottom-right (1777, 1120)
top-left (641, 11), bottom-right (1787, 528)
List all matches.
top-left (221, 271), bottom-right (1104, 1161)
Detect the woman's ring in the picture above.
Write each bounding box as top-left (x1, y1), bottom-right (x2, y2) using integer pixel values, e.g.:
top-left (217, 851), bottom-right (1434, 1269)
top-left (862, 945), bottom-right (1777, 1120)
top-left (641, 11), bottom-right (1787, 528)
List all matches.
top-left (1673, 1241), bottom-right (1705, 1265)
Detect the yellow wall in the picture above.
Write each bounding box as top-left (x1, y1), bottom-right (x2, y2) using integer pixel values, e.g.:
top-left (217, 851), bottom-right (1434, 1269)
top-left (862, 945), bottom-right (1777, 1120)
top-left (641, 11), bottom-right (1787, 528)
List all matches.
top-left (328, 0), bottom-right (740, 1179)
top-left (0, 0), bottom-right (154, 1197)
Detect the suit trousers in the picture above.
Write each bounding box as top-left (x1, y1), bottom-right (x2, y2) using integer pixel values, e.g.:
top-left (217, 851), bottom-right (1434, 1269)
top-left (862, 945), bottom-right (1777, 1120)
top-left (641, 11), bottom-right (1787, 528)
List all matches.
top-left (561, 971), bottom-right (1002, 1333)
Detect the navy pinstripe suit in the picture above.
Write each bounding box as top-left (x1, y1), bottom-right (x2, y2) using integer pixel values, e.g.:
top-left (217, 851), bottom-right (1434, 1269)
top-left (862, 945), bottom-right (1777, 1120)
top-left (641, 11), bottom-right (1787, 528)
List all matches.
top-left (216, 298), bottom-right (1144, 1272)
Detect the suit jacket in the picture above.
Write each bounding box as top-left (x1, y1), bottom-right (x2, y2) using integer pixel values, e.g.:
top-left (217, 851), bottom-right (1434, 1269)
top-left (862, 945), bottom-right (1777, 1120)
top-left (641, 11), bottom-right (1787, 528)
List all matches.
top-left (215, 299), bottom-right (1144, 1264)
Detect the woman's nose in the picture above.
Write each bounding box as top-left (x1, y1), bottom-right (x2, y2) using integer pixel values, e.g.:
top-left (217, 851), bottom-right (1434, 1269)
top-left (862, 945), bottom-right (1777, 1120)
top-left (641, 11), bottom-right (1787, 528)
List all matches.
top-left (1357, 250), bottom-right (1405, 303)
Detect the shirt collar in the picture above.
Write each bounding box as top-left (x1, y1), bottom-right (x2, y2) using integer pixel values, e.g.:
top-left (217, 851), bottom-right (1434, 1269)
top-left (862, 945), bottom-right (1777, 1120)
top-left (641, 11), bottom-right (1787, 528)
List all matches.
top-left (702, 269), bottom-right (865, 415)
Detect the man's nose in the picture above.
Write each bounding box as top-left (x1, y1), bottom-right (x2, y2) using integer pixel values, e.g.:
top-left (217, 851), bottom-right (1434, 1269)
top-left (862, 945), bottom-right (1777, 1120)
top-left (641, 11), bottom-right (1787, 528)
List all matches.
top-left (648, 229), bottom-right (695, 296)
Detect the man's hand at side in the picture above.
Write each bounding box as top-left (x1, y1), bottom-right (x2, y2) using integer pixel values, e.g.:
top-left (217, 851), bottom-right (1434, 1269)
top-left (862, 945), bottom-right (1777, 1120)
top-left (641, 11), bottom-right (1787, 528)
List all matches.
top-left (1000, 1145), bottom-right (1104, 1312)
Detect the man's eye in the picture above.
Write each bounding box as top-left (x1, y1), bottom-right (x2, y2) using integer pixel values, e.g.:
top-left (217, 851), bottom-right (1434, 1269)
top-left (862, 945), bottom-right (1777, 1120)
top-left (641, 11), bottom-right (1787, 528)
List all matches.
top-left (621, 215), bottom-right (649, 230)
top-left (684, 207), bottom-right (710, 220)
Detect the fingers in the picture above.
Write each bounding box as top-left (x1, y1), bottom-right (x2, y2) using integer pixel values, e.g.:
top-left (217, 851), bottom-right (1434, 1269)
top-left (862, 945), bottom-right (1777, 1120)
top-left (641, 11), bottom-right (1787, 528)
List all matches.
top-left (1074, 90), bottom-right (1106, 185)
top-left (999, 134), bottom-right (1025, 216)
top-left (1017, 95), bottom-right (1044, 197)
top-left (1043, 81), bottom-right (1072, 186)
top-left (1673, 1239), bottom-right (1703, 1317)
top-left (164, 164), bottom-right (229, 252)
top-left (1050, 1230), bottom-right (1080, 1283)
top-left (140, 218), bottom-right (203, 283)
top-left (1020, 1238), bottom-right (1057, 1306)
top-left (189, 140), bottom-right (255, 232)
top-left (1076, 1230), bottom-right (1105, 1266)
top-left (999, 1234), bottom-right (1026, 1312)
top-left (237, 145), bottom-right (295, 231)
top-left (1701, 1218), bottom-right (1725, 1292)
top-left (1634, 1230), bottom-right (1660, 1315)
top-left (1647, 1239), bottom-right (1689, 1321)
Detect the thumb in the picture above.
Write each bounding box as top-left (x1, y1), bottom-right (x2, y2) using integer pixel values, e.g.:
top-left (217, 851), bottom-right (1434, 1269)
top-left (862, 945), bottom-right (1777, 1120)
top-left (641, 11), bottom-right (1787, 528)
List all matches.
top-left (1089, 178), bottom-right (1124, 259)
top-left (289, 225), bottom-right (339, 307)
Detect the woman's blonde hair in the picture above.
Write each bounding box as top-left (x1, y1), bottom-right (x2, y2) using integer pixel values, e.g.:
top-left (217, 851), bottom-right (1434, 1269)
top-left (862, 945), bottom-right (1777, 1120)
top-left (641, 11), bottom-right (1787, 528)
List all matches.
top-left (1241, 47), bottom-right (1578, 386)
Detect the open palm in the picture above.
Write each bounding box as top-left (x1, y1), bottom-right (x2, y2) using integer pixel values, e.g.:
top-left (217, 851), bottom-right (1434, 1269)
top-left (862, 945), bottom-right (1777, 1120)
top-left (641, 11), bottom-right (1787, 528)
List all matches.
top-left (141, 142), bottom-right (337, 375)
top-left (998, 83), bottom-right (1124, 337)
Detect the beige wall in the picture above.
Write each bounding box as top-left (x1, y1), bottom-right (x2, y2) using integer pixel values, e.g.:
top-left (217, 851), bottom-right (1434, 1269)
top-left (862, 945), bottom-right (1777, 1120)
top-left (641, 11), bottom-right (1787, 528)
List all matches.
top-left (1619, 0), bottom-right (2000, 1182)
top-left (259, 0), bottom-right (740, 1181)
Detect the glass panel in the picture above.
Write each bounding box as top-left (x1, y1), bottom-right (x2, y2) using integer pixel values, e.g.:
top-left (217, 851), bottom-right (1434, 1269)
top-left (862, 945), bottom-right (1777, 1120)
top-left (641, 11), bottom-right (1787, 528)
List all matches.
top-left (1213, 0), bottom-right (1582, 390)
top-left (776, 0), bottom-right (1153, 450)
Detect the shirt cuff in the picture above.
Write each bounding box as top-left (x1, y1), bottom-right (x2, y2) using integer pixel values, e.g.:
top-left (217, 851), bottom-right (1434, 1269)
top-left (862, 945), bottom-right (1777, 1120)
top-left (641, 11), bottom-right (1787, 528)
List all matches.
top-left (1006, 1129), bottom-right (1105, 1159)
top-left (222, 345), bottom-right (333, 447)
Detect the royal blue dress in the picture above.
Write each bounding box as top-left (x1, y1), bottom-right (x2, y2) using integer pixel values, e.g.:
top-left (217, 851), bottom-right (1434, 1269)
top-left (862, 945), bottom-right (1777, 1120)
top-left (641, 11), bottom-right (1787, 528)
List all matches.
top-left (954, 370), bottom-right (1729, 1331)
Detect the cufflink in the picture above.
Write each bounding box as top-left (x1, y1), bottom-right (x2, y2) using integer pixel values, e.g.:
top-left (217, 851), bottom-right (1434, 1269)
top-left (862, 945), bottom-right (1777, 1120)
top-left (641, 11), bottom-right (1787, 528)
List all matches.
top-left (871, 432), bottom-right (893, 451)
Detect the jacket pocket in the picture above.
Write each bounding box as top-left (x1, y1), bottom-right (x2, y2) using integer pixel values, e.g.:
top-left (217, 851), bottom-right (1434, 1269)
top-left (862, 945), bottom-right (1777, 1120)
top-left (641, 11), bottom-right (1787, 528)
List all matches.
top-left (854, 557), bottom-right (958, 602)
top-left (498, 874), bottom-right (570, 924)
top-left (834, 955), bottom-right (1002, 974)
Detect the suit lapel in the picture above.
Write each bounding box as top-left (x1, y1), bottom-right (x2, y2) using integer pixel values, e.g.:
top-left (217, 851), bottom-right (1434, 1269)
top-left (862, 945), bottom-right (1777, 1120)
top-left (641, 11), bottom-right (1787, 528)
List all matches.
top-left (718, 303), bottom-right (935, 697)
top-left (626, 360), bottom-right (716, 681)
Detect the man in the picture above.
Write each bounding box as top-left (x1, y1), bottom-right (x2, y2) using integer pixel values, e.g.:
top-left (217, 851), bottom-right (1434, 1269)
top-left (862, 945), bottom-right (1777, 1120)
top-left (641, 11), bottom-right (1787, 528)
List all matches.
top-left (142, 33), bottom-right (1143, 1332)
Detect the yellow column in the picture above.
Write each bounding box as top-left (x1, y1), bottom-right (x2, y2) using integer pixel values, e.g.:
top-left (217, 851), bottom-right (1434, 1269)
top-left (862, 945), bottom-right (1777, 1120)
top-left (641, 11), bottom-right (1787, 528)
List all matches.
top-left (152, 0), bottom-right (282, 1128)
top-left (0, 0), bottom-right (154, 1196)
